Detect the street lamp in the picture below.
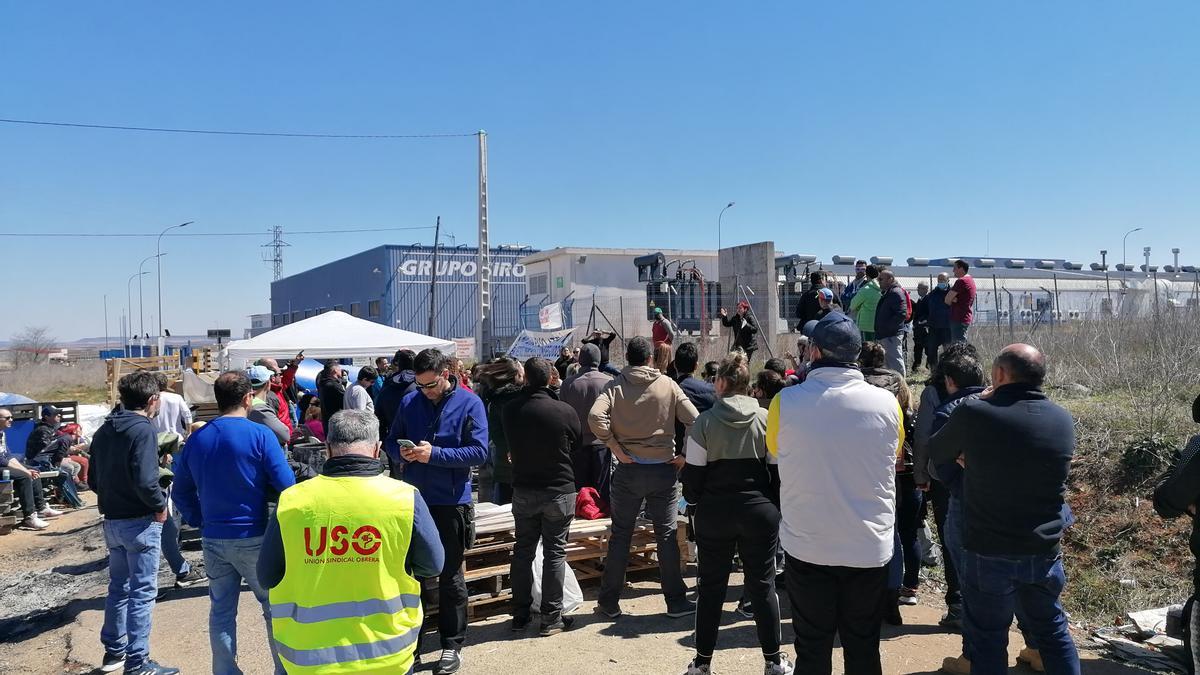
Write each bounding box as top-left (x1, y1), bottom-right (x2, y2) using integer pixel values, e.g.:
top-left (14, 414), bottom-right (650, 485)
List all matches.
top-left (157, 221), bottom-right (192, 351)
top-left (1121, 227), bottom-right (1143, 290)
top-left (717, 202), bottom-right (735, 250)
top-left (138, 253), bottom-right (165, 347)
top-left (127, 271), bottom-right (147, 357)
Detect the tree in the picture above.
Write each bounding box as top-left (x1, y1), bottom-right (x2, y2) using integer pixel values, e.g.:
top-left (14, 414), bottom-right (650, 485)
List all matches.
top-left (10, 326), bottom-right (57, 366)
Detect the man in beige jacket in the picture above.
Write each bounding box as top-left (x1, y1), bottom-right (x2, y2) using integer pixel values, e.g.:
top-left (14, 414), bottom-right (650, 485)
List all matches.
top-left (589, 336), bottom-right (700, 619)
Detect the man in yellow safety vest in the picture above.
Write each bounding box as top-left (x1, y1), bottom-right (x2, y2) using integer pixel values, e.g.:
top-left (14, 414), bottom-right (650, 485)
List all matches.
top-left (257, 409), bottom-right (445, 674)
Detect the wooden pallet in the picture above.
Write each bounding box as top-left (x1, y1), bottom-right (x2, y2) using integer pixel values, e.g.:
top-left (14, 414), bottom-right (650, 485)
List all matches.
top-left (425, 515), bottom-right (688, 620)
top-left (106, 356), bottom-right (182, 403)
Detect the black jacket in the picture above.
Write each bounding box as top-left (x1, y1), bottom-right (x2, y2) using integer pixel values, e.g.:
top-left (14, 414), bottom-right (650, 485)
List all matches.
top-left (796, 288), bottom-right (824, 326)
top-left (87, 409), bottom-right (167, 519)
top-left (318, 375), bottom-right (347, 426)
top-left (500, 388), bottom-right (580, 494)
top-left (674, 374), bottom-right (717, 454)
top-left (1154, 433), bottom-right (1200, 589)
top-left (929, 383), bottom-right (1073, 555)
top-left (25, 421), bottom-right (59, 464)
top-left (375, 370), bottom-right (416, 438)
top-left (721, 312), bottom-right (758, 352)
top-left (912, 294), bottom-right (930, 335)
top-left (874, 284), bottom-right (908, 339)
top-left (581, 333), bottom-right (616, 365)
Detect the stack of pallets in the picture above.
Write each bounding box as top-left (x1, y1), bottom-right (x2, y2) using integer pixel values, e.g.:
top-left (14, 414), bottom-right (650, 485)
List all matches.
top-left (0, 478), bottom-right (18, 534)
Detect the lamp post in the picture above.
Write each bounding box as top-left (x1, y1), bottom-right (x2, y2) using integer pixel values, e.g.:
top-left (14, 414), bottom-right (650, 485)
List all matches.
top-left (127, 271), bottom-right (147, 357)
top-left (157, 221), bottom-right (192, 353)
top-left (1121, 226), bottom-right (1143, 291)
top-left (138, 253), bottom-right (165, 350)
top-left (717, 202), bottom-right (735, 250)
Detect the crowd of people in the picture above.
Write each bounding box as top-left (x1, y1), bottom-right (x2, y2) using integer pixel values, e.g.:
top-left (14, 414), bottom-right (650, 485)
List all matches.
top-left (0, 259), bottom-right (1122, 675)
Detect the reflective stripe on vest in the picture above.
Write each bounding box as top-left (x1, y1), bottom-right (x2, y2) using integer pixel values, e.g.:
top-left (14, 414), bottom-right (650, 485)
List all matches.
top-left (271, 593), bottom-right (421, 624)
top-left (274, 628), bottom-right (418, 668)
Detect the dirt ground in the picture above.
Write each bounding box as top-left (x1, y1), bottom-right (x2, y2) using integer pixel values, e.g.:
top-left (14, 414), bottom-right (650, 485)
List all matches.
top-left (0, 505), bottom-right (1156, 675)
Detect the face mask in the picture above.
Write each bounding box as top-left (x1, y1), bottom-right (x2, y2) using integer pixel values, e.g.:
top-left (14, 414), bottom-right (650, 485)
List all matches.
top-left (937, 282), bottom-right (949, 290)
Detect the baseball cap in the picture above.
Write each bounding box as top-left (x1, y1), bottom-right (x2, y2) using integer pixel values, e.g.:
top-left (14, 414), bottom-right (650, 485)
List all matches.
top-left (41, 404), bottom-right (62, 418)
top-left (818, 287), bottom-right (834, 301)
top-left (246, 365), bottom-right (273, 388)
top-left (653, 307), bottom-right (663, 315)
top-left (801, 311), bottom-right (861, 362)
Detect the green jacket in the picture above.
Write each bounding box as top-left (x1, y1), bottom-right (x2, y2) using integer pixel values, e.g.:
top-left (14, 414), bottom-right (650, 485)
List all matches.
top-left (850, 280), bottom-right (882, 332)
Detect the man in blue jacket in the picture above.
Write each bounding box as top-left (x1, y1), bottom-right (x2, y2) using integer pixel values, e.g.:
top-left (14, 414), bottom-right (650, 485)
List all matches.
top-left (385, 348), bottom-right (489, 675)
top-left (929, 344), bottom-right (1078, 675)
top-left (925, 273), bottom-right (952, 368)
top-left (173, 370), bottom-right (295, 675)
top-left (89, 370), bottom-right (178, 675)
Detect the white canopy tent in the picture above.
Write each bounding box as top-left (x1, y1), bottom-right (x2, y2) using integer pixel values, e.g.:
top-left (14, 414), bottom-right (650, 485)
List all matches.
top-left (224, 311), bottom-right (455, 365)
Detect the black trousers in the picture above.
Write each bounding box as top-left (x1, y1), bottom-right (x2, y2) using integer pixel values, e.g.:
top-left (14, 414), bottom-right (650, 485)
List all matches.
top-left (694, 496), bottom-right (782, 658)
top-left (925, 327), bottom-right (947, 370)
top-left (785, 554), bottom-right (887, 675)
top-left (928, 480), bottom-right (961, 605)
top-left (912, 326), bottom-right (928, 369)
top-left (12, 471), bottom-right (47, 517)
top-left (422, 504), bottom-right (471, 650)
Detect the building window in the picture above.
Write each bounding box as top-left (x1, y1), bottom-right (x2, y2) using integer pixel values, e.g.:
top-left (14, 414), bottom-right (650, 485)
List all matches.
top-left (529, 273), bottom-right (548, 296)
top-left (291, 311), bottom-right (301, 323)
top-left (304, 309), bottom-right (314, 319)
top-left (368, 300), bottom-right (381, 318)
top-left (350, 302), bottom-right (362, 317)
top-left (334, 305), bottom-right (344, 313)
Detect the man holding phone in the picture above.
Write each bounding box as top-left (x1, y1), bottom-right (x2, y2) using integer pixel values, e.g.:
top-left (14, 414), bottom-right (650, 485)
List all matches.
top-left (385, 349), bottom-right (489, 675)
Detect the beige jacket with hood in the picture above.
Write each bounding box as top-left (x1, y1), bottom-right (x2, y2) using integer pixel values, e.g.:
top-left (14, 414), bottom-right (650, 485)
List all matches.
top-left (588, 365), bottom-right (700, 463)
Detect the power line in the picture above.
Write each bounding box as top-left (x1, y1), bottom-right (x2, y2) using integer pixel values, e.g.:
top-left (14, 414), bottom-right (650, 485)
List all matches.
top-left (0, 118), bottom-right (477, 139)
top-left (0, 226), bottom-right (435, 238)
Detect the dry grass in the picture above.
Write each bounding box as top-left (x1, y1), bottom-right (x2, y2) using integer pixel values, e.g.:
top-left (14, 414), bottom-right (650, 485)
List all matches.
top-left (0, 360), bottom-right (108, 404)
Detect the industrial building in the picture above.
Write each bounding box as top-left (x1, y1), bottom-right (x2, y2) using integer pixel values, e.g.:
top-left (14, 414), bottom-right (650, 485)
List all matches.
top-left (270, 244), bottom-right (537, 353)
top-left (518, 247), bottom-right (719, 339)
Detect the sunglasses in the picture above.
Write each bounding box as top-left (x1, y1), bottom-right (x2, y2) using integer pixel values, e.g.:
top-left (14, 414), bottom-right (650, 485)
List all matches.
top-left (414, 379), bottom-right (442, 390)
top-left (0, 416), bottom-right (12, 421)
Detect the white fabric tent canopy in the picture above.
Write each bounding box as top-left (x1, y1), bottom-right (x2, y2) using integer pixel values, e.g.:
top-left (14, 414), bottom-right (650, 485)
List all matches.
top-left (225, 311), bottom-right (455, 364)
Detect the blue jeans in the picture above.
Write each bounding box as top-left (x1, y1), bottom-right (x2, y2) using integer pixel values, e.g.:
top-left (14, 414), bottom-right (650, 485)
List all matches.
top-left (202, 536), bottom-right (284, 675)
top-left (160, 511), bottom-right (190, 577)
top-left (959, 550), bottom-right (1080, 675)
top-left (101, 516), bottom-right (164, 671)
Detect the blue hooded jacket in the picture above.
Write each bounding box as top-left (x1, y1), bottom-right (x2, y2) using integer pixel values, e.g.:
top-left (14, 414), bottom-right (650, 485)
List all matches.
top-left (385, 380), bottom-right (489, 506)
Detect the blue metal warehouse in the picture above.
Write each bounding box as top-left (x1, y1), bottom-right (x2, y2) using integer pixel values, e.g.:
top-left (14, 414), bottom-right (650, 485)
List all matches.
top-left (270, 244), bottom-right (538, 348)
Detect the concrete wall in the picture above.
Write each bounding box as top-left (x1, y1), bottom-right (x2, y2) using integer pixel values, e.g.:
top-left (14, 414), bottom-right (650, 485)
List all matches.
top-left (719, 241), bottom-right (778, 354)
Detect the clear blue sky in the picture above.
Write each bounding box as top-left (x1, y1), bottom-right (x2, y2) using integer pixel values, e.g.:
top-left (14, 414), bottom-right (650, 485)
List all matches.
top-left (3, 2), bottom-right (1198, 341)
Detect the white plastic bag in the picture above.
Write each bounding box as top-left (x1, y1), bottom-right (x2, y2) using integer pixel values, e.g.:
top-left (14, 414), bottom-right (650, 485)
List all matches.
top-left (529, 542), bottom-right (583, 614)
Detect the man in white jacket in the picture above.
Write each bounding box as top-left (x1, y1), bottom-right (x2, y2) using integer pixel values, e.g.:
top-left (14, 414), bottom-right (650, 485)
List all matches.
top-left (767, 312), bottom-right (903, 675)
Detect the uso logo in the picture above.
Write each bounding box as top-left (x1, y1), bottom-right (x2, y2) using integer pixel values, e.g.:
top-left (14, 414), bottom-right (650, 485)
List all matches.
top-left (304, 525), bottom-right (383, 557)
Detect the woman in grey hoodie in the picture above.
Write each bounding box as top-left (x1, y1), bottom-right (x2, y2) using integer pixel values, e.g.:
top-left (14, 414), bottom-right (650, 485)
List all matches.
top-left (681, 352), bottom-right (793, 675)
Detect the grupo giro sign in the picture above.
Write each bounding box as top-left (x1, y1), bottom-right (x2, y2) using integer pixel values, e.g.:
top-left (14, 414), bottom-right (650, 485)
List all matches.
top-left (396, 258), bottom-right (526, 279)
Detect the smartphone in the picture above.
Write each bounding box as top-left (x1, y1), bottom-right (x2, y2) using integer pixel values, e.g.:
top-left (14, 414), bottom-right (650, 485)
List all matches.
top-left (397, 439), bottom-right (416, 450)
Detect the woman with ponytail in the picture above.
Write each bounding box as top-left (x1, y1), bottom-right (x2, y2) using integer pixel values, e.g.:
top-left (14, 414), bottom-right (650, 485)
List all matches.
top-left (681, 351), bottom-right (793, 675)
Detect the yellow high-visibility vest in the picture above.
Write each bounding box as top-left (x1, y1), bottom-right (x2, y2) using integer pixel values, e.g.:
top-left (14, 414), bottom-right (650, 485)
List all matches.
top-left (270, 473), bottom-right (423, 674)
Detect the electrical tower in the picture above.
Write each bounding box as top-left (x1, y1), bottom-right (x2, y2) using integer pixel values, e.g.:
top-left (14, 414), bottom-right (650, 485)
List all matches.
top-left (262, 225), bottom-right (290, 280)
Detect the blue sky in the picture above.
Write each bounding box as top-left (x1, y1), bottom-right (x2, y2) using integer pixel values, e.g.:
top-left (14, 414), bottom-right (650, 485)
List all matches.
top-left (3, 2), bottom-right (1198, 341)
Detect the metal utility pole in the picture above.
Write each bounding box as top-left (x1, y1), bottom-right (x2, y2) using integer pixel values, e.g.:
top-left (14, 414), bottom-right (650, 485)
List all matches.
top-left (263, 225), bottom-right (289, 281)
top-left (429, 217), bottom-right (441, 337)
top-left (127, 271), bottom-right (146, 357)
top-left (476, 130), bottom-right (492, 359)
top-left (138, 253), bottom-right (162, 350)
top-left (157, 221), bottom-right (191, 354)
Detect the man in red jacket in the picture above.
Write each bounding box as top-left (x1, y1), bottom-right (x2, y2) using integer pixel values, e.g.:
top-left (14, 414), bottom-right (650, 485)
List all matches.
top-left (652, 307), bottom-right (677, 348)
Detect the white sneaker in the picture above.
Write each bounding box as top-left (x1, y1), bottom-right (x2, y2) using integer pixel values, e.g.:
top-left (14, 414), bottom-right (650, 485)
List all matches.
top-left (39, 507), bottom-right (64, 518)
top-left (765, 656), bottom-right (794, 675)
top-left (22, 515), bottom-right (50, 530)
top-left (682, 660), bottom-right (711, 675)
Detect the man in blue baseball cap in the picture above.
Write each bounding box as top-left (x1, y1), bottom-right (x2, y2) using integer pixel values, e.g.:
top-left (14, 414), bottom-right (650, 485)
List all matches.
top-left (768, 311), bottom-right (904, 675)
top-left (246, 365), bottom-right (290, 446)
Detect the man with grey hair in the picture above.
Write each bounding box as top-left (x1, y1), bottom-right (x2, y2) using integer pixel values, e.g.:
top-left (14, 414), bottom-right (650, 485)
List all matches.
top-left (874, 270), bottom-right (909, 377)
top-left (258, 409), bottom-right (445, 674)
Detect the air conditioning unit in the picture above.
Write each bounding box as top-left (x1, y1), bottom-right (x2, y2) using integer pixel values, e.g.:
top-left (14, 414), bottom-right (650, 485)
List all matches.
top-left (1036, 260), bottom-right (1056, 270)
top-left (907, 257), bottom-right (929, 266)
top-left (977, 258), bottom-right (996, 268)
top-left (870, 256), bottom-right (894, 266)
top-left (1006, 259), bottom-right (1027, 269)
top-left (997, 309), bottom-right (1010, 319)
top-left (832, 255), bottom-right (857, 265)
